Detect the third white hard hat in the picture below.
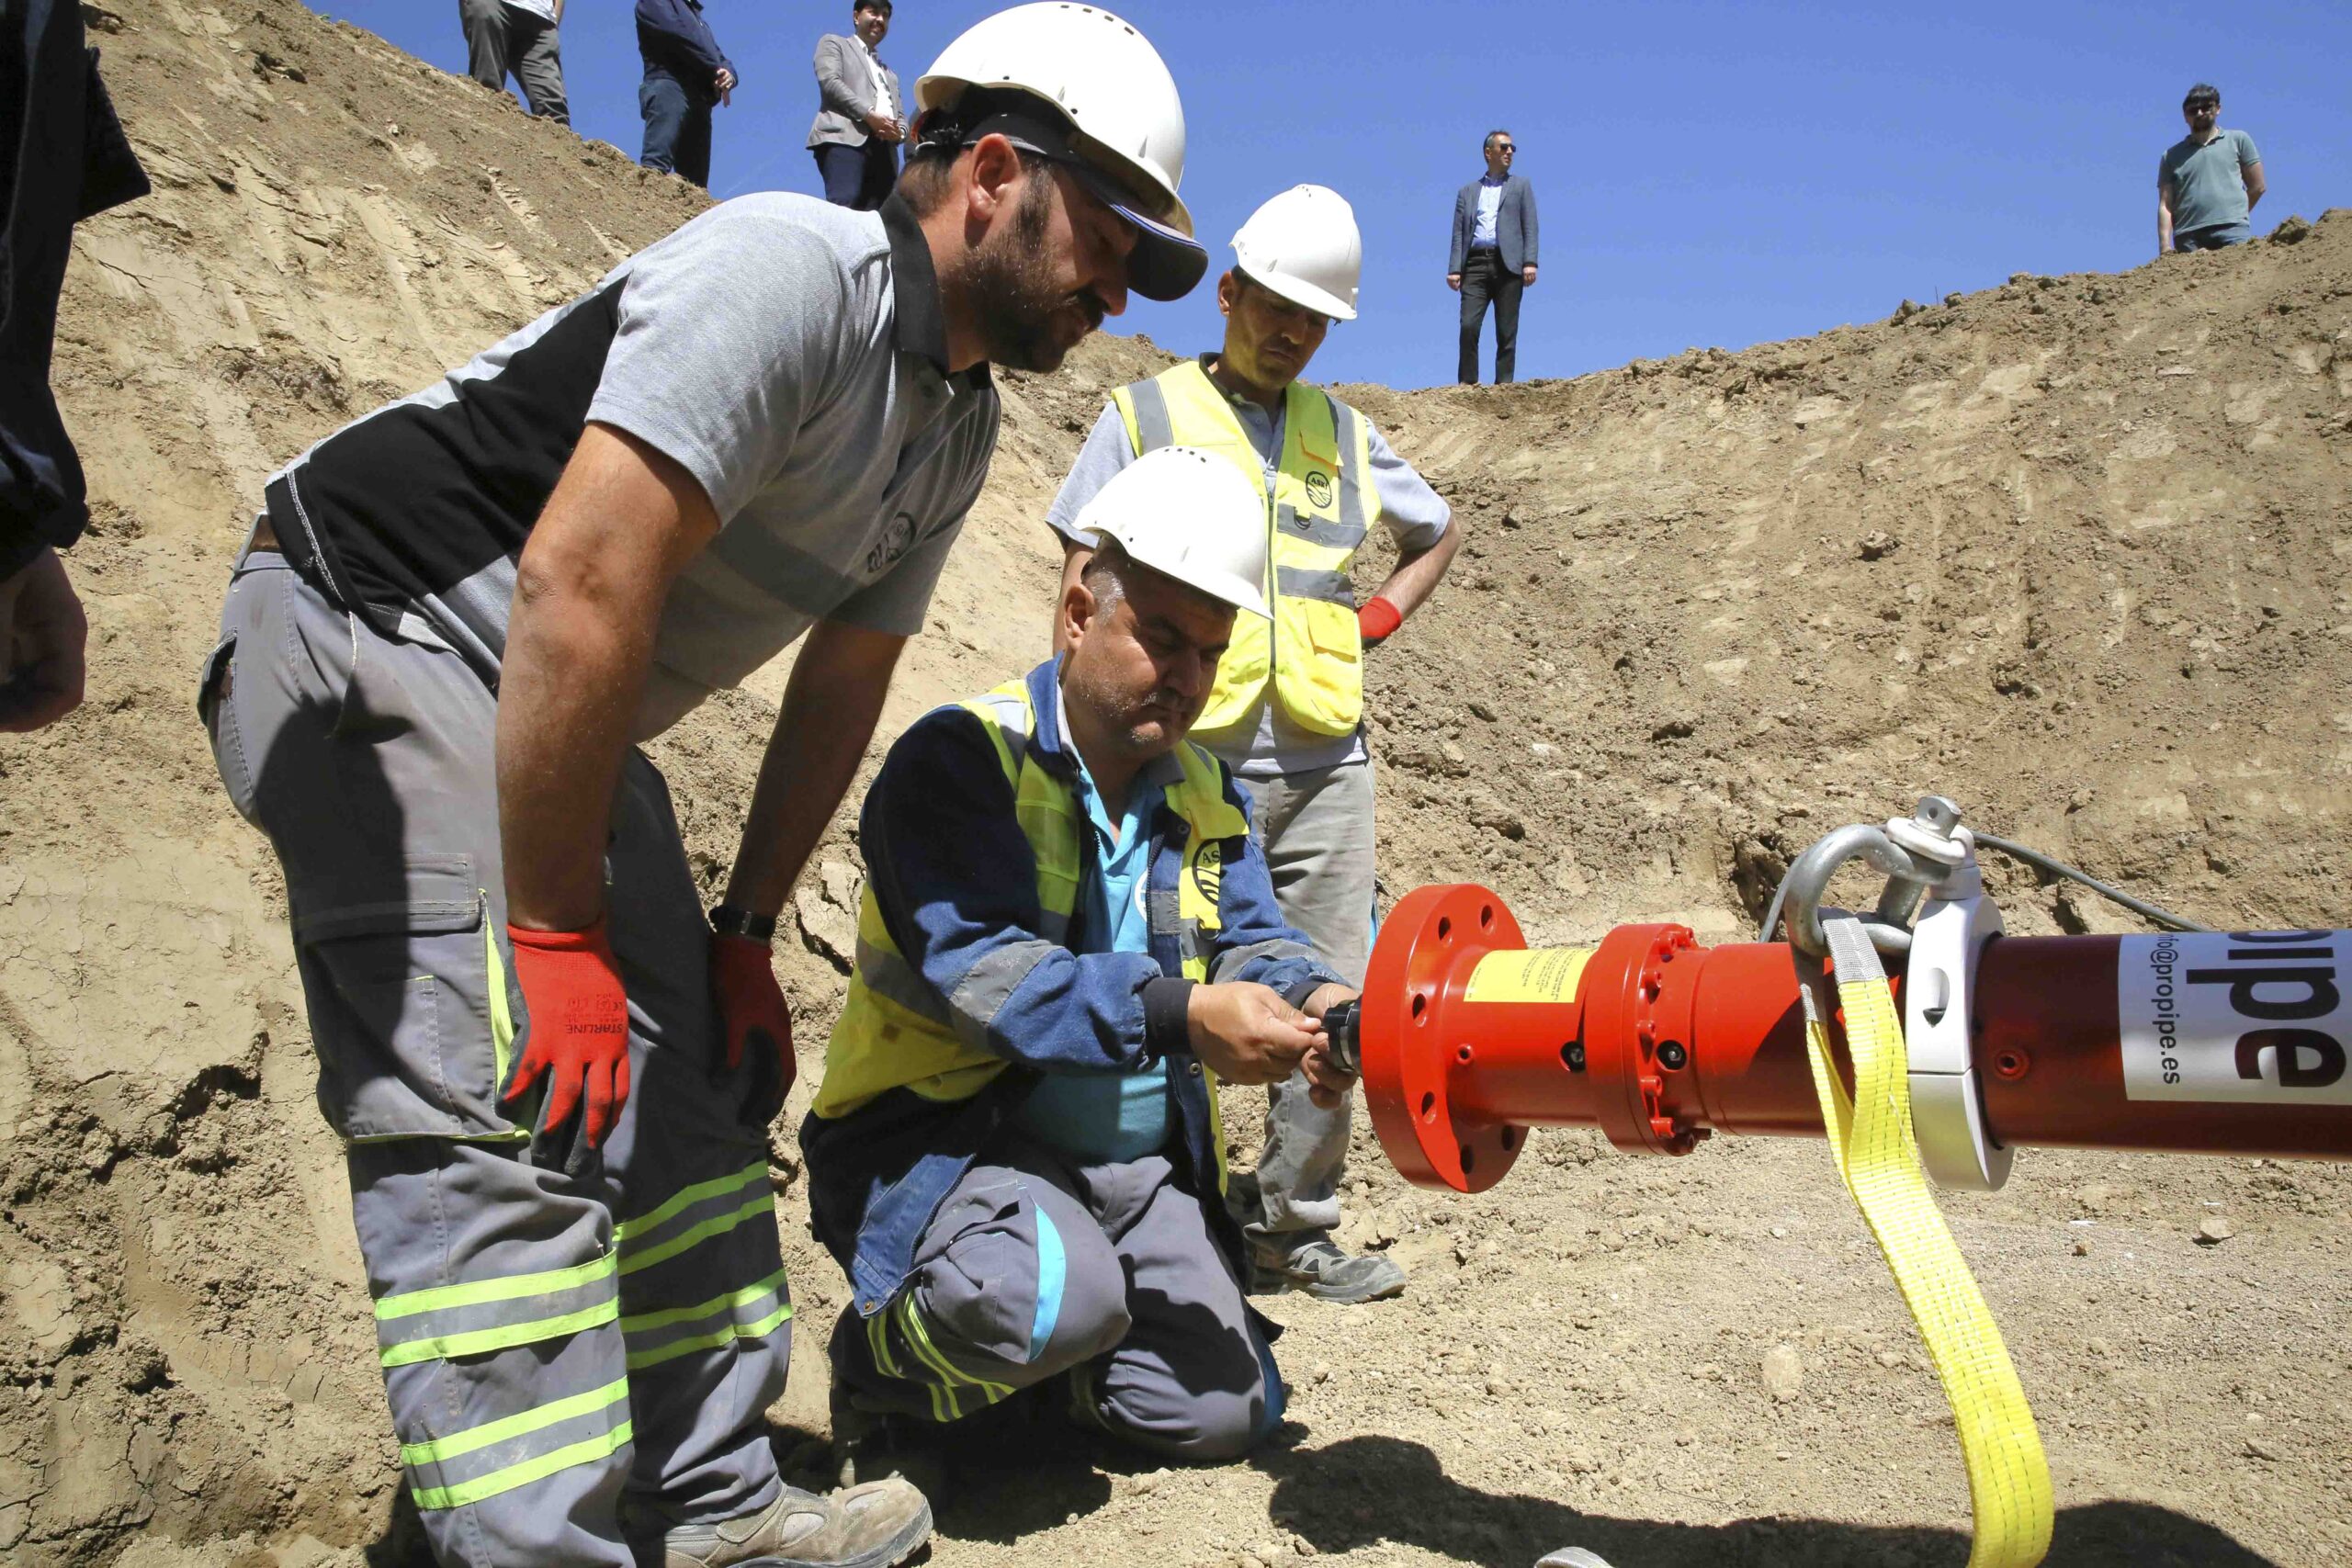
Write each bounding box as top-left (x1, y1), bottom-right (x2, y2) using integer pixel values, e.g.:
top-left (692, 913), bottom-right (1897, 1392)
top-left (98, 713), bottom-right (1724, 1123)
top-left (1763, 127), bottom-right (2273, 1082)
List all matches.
top-left (1231, 184), bottom-right (1361, 321)
top-left (916, 5), bottom-right (1205, 300)
top-left (1073, 447), bottom-right (1271, 619)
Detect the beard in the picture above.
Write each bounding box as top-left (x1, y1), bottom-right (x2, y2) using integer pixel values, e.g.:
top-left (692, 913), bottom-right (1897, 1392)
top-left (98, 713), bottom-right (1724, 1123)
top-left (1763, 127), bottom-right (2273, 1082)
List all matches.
top-left (1065, 654), bottom-right (1193, 761)
top-left (967, 175), bottom-right (1106, 373)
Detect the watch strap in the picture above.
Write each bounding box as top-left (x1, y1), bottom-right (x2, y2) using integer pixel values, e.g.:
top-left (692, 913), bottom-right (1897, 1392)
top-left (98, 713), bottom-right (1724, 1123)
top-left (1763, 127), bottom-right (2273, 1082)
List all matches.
top-left (709, 904), bottom-right (778, 942)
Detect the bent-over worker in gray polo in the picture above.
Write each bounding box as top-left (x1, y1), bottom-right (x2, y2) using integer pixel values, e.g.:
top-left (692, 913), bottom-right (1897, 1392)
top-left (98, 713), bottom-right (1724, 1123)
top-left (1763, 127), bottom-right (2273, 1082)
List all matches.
top-left (196, 95), bottom-right (1191, 1559)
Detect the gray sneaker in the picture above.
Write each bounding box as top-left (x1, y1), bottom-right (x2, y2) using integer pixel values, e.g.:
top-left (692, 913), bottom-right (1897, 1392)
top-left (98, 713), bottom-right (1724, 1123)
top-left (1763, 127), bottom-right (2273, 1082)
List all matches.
top-left (1249, 1235), bottom-right (1406, 1304)
top-left (641, 1478), bottom-right (933, 1568)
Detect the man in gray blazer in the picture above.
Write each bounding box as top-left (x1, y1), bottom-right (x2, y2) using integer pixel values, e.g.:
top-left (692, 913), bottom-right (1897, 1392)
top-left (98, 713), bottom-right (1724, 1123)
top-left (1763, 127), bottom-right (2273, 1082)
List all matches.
top-left (1448, 130), bottom-right (1539, 383)
top-left (808, 0), bottom-right (904, 211)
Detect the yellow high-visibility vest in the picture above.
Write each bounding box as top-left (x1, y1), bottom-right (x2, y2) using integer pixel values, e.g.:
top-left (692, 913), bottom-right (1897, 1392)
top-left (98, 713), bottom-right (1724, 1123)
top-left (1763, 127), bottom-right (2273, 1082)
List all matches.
top-left (814, 677), bottom-right (1241, 1148)
top-left (1109, 361), bottom-right (1380, 739)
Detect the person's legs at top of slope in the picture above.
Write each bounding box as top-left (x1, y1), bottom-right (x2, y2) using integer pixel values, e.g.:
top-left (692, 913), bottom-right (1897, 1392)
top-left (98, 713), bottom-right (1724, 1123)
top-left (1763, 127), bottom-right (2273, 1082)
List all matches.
top-left (639, 73), bottom-right (689, 175)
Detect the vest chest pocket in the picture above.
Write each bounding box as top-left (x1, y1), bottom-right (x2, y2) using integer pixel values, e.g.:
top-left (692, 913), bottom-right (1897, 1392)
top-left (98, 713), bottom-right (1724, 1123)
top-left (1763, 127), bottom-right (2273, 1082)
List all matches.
top-left (1275, 596), bottom-right (1364, 736)
top-left (1172, 838), bottom-right (1230, 976)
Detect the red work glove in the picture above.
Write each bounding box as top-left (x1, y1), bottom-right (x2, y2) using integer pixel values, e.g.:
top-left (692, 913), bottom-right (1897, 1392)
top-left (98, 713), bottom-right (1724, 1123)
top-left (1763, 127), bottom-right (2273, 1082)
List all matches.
top-left (711, 934), bottom-right (795, 1128)
top-left (1357, 595), bottom-right (1403, 647)
top-left (500, 919), bottom-right (631, 1174)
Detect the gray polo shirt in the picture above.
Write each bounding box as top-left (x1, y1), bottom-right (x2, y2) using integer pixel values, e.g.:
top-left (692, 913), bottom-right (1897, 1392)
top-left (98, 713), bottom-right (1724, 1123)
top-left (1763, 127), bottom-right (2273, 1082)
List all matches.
top-left (1044, 357), bottom-right (1452, 778)
top-left (2160, 129), bottom-right (2262, 235)
top-left (262, 192), bottom-right (997, 739)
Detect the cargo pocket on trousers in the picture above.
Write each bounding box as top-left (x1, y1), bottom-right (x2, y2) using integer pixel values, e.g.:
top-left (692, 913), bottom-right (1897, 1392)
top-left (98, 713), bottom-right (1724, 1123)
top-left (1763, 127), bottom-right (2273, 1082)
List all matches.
top-left (292, 853), bottom-right (519, 1143)
top-left (198, 634), bottom-right (258, 824)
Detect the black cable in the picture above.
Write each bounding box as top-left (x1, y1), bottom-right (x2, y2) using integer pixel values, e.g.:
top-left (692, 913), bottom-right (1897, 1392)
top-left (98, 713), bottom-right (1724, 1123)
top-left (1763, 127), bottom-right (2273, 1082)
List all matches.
top-left (1758, 827), bottom-right (2215, 941)
top-left (1968, 832), bottom-right (2211, 932)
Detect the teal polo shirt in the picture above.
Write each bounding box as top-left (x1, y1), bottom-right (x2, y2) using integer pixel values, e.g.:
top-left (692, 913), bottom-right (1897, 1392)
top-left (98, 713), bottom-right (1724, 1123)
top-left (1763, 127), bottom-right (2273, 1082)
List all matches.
top-left (2160, 129), bottom-right (2261, 234)
top-left (1012, 694), bottom-right (1177, 1164)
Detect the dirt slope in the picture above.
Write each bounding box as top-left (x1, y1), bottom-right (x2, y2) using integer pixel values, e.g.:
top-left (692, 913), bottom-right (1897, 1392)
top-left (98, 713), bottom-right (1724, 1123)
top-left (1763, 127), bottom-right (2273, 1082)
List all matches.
top-left (2, 4), bottom-right (2346, 1566)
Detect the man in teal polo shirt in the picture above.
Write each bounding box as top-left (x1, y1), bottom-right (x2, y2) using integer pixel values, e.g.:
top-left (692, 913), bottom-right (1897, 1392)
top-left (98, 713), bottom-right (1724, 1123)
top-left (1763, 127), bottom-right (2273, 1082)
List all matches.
top-left (2159, 83), bottom-right (2266, 254)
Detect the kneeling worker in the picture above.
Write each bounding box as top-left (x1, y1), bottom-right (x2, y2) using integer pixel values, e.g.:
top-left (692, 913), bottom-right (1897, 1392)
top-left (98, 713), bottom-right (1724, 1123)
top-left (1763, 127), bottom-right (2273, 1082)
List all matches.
top-left (802, 446), bottom-right (1358, 1466)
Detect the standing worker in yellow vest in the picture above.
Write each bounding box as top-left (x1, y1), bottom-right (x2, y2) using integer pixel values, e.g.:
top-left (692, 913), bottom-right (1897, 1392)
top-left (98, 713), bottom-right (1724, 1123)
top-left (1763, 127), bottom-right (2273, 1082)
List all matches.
top-left (1046, 184), bottom-right (1460, 1304)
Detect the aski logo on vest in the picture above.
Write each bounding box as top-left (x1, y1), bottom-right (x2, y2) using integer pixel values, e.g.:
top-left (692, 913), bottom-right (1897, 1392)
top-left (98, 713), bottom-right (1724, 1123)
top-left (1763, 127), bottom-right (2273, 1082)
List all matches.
top-left (1189, 839), bottom-right (1223, 908)
top-left (1303, 470), bottom-right (1335, 510)
top-left (2118, 930), bottom-right (2350, 1102)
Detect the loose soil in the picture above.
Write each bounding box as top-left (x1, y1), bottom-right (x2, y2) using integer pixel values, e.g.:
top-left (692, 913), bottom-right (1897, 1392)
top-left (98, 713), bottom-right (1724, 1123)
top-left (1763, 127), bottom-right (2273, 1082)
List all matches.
top-left (4, 4), bottom-right (2347, 1566)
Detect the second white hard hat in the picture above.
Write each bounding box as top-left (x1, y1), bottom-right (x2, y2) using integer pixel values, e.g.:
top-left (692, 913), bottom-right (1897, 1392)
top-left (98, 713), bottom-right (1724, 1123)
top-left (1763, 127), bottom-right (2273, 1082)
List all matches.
top-left (1073, 446), bottom-right (1271, 619)
top-left (916, 5), bottom-right (1205, 301)
top-left (1231, 184), bottom-right (1361, 321)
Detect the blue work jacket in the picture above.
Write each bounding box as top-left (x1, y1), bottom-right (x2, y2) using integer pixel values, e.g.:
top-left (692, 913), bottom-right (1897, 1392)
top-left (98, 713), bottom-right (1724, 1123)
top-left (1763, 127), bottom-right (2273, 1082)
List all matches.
top-left (801, 659), bottom-right (1340, 1317)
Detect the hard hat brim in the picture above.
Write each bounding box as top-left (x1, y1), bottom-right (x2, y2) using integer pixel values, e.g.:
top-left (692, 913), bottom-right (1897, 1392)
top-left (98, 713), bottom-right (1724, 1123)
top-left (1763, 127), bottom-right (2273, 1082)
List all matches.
top-left (1060, 160), bottom-right (1208, 302)
top-left (1077, 525), bottom-right (1272, 620)
top-left (1238, 265), bottom-right (1357, 322)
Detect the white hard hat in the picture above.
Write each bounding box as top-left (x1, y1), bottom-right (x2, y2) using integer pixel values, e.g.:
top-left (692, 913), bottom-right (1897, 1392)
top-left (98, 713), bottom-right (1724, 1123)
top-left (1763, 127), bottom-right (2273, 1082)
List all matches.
top-left (916, 5), bottom-right (1205, 301)
top-left (1230, 184), bottom-right (1361, 321)
top-left (1074, 446), bottom-right (1271, 619)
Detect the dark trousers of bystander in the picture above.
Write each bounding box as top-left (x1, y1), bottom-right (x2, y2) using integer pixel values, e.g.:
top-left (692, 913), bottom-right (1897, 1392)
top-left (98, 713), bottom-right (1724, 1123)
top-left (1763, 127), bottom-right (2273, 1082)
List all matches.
top-left (1457, 249), bottom-right (1524, 385)
top-left (812, 141), bottom-right (898, 211)
top-left (639, 76), bottom-right (714, 189)
top-left (2173, 221), bottom-right (2252, 251)
top-left (457, 0), bottom-right (569, 125)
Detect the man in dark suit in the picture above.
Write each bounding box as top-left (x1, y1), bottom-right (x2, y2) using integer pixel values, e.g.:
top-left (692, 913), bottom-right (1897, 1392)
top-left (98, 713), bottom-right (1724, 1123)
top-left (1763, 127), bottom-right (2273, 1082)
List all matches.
top-left (636, 0), bottom-right (736, 190)
top-left (1448, 130), bottom-right (1538, 384)
top-left (808, 0), bottom-right (904, 210)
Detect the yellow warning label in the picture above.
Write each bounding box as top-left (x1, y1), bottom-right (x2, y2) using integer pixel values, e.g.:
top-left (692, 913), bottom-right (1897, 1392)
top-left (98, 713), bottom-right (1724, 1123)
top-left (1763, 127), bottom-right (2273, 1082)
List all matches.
top-left (1464, 947), bottom-right (1596, 1005)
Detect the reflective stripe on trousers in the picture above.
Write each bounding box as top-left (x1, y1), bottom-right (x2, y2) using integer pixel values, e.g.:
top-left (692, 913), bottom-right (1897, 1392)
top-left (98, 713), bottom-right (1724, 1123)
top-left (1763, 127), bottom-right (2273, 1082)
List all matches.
top-left (833, 1142), bottom-right (1281, 1461)
top-left (203, 555), bottom-right (791, 1567)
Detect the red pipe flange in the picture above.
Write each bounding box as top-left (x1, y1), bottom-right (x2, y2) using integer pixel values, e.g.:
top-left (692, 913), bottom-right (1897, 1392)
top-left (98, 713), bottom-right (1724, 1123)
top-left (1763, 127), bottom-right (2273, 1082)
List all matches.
top-left (1358, 884), bottom-right (1533, 1191)
top-left (1580, 923), bottom-right (1708, 1156)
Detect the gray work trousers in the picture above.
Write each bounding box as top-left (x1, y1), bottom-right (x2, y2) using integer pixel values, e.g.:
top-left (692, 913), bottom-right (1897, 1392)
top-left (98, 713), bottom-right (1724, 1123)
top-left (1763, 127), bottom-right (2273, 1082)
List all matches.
top-left (458, 0), bottom-right (570, 124)
top-left (1235, 759), bottom-right (1376, 1238)
top-left (833, 1141), bottom-right (1280, 1461)
top-left (199, 555), bottom-right (786, 1567)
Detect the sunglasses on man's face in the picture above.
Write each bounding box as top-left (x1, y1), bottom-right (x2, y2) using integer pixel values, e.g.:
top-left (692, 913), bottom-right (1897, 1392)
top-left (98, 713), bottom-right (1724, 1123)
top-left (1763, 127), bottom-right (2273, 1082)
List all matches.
top-left (2185, 101), bottom-right (2218, 112)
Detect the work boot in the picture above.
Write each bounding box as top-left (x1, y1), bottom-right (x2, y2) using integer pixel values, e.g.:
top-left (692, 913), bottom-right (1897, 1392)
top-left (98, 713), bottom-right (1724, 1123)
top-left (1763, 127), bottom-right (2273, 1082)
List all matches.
top-left (642, 1478), bottom-right (932, 1568)
top-left (1248, 1233), bottom-right (1406, 1304)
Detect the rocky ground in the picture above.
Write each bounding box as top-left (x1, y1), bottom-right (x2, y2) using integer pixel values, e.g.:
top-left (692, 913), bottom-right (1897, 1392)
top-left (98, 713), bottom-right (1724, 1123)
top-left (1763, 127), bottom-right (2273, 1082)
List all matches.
top-left (3, 4), bottom-right (2346, 1566)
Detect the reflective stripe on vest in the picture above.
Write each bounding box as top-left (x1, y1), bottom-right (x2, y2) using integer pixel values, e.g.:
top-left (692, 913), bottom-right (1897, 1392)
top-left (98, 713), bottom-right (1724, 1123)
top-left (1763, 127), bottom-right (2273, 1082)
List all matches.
top-left (1112, 364), bottom-right (1379, 738)
top-left (813, 679), bottom-right (1243, 1121)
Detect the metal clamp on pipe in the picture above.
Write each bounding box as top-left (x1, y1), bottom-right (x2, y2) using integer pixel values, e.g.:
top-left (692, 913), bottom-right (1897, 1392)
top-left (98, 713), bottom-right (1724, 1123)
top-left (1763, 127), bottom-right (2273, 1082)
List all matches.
top-left (1892, 807), bottom-right (2014, 1191)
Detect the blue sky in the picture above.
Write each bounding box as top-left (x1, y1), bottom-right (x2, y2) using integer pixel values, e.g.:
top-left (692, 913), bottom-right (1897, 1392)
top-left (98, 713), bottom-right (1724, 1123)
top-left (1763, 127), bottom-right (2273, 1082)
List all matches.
top-left (319, 2), bottom-right (2350, 389)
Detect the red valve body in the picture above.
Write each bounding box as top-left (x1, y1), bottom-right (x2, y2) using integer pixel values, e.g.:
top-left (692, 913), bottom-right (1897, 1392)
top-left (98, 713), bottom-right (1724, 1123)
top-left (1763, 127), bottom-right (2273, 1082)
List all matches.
top-left (1358, 885), bottom-right (2352, 1193)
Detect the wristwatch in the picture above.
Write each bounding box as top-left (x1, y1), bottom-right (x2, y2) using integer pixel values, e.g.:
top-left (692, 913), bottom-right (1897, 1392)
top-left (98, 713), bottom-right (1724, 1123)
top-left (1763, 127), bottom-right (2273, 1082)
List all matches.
top-left (709, 904), bottom-right (778, 942)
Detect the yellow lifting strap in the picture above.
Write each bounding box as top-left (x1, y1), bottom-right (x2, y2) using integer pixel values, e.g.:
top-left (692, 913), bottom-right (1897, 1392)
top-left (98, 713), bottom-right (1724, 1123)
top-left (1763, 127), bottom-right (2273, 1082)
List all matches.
top-left (1799, 912), bottom-right (2054, 1568)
